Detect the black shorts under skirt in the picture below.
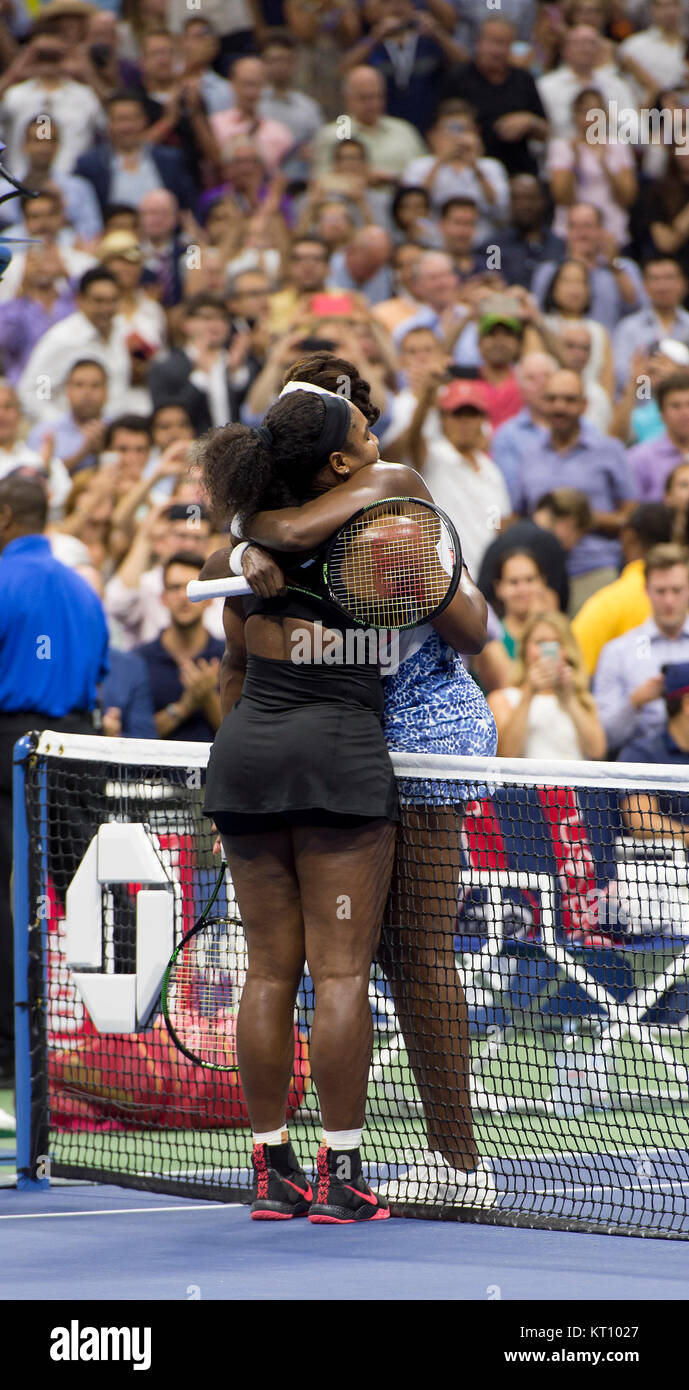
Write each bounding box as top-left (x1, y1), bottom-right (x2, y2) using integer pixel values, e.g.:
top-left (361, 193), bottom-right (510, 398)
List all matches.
top-left (204, 653), bottom-right (399, 834)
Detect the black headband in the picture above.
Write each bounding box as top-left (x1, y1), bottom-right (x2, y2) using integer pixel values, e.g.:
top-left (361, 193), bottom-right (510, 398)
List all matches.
top-left (255, 393), bottom-right (352, 463)
top-left (312, 392), bottom-right (352, 462)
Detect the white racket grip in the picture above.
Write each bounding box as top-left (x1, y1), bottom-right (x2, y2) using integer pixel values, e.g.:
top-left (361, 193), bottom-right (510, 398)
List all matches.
top-left (187, 576), bottom-right (252, 601)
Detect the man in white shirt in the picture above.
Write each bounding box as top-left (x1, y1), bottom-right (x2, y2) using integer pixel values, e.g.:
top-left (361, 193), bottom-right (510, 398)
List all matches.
top-left (18, 267), bottom-right (132, 424)
top-left (537, 26), bottom-right (637, 140)
top-left (408, 375), bottom-right (511, 577)
top-left (312, 66), bottom-right (427, 184)
top-left (0, 188), bottom-right (95, 305)
top-left (0, 32), bottom-right (105, 174)
top-left (618, 0), bottom-right (688, 104)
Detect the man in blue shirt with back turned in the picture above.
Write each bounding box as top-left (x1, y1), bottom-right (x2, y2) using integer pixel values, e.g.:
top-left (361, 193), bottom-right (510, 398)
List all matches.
top-left (0, 475), bottom-right (109, 1086)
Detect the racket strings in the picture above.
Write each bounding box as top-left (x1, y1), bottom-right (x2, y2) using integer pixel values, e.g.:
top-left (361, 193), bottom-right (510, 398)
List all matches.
top-left (328, 501), bottom-right (456, 629)
top-left (164, 917), bottom-right (247, 1070)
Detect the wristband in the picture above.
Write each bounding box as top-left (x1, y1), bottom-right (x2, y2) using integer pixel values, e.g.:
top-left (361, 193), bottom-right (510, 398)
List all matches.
top-left (230, 541), bottom-right (250, 576)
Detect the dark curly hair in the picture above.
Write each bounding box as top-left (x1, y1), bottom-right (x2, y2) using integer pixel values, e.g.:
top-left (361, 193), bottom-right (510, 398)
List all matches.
top-left (283, 352), bottom-right (380, 425)
top-left (199, 389), bottom-right (353, 523)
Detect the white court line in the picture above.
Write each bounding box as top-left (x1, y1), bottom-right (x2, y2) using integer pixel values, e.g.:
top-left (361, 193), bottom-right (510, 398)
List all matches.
top-left (531, 1181), bottom-right (689, 1195)
top-left (0, 1203), bottom-right (237, 1220)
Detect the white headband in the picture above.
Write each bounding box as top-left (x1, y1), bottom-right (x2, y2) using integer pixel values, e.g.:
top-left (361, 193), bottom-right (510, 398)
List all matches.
top-left (279, 379), bottom-right (347, 402)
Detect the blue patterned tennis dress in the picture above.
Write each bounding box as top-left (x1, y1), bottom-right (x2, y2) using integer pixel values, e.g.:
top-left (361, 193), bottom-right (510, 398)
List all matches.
top-left (383, 628), bottom-right (497, 804)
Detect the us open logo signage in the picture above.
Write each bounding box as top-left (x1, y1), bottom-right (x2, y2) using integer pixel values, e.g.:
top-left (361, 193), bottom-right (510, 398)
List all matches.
top-left (64, 824), bottom-right (177, 1033)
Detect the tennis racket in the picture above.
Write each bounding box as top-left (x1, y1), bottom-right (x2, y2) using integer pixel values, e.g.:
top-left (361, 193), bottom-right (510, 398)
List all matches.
top-left (187, 496), bottom-right (462, 631)
top-left (162, 867), bottom-right (247, 1072)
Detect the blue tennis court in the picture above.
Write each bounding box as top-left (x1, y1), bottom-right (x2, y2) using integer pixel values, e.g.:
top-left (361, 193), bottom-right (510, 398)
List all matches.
top-left (1, 1178), bottom-right (688, 1303)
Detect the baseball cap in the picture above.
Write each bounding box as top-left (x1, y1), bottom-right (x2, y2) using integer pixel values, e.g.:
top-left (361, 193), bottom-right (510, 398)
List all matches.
top-left (97, 232), bottom-right (143, 264)
top-left (658, 338), bottom-right (689, 367)
top-left (438, 379), bottom-right (489, 413)
top-left (478, 312), bottom-right (523, 337)
top-left (663, 662), bottom-right (689, 699)
top-left (35, 0), bottom-right (94, 21)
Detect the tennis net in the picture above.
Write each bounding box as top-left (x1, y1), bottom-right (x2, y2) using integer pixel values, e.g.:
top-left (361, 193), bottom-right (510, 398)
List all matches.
top-left (13, 731), bottom-right (689, 1237)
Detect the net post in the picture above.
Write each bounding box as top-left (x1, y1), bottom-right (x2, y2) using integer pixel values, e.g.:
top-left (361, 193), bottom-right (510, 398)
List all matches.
top-left (13, 734), bottom-right (48, 1189)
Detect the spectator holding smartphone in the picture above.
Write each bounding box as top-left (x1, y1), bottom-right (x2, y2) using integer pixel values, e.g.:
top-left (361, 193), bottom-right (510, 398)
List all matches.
top-left (487, 609), bottom-right (606, 758)
top-left (403, 102), bottom-right (510, 242)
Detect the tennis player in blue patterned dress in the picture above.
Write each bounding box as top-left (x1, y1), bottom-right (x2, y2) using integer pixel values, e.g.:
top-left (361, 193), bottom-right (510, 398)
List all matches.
top-left (232, 354), bottom-right (498, 1209)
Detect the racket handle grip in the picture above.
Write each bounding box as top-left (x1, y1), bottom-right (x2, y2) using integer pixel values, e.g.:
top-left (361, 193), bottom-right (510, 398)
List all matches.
top-left (186, 577), bottom-right (252, 601)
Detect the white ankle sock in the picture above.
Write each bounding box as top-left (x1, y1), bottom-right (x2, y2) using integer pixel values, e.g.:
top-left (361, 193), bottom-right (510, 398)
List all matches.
top-left (322, 1128), bottom-right (362, 1150)
top-left (253, 1128), bottom-right (288, 1146)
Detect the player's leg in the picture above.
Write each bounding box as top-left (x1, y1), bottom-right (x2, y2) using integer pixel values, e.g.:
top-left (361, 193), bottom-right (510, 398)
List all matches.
top-left (378, 807), bottom-right (496, 1206)
top-left (220, 826), bottom-right (311, 1219)
top-left (220, 827), bottom-right (305, 1129)
top-left (293, 817), bottom-right (396, 1222)
top-left (379, 807), bottom-right (477, 1158)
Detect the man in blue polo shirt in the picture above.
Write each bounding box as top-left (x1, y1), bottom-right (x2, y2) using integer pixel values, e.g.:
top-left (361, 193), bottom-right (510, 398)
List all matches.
top-left (514, 367), bottom-right (638, 615)
top-left (0, 475), bottom-right (109, 1085)
top-left (136, 551), bottom-right (223, 743)
top-left (620, 663), bottom-right (689, 772)
top-left (618, 662), bottom-right (689, 905)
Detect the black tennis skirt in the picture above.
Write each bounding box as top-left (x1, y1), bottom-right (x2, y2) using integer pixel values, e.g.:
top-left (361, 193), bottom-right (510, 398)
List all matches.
top-left (204, 653), bottom-right (399, 834)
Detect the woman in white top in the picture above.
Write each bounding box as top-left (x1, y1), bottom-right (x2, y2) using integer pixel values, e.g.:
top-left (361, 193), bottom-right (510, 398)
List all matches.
top-left (487, 610), bottom-right (606, 760)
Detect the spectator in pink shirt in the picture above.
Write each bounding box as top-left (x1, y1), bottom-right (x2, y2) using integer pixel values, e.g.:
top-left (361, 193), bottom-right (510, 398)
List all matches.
top-left (210, 57), bottom-right (293, 176)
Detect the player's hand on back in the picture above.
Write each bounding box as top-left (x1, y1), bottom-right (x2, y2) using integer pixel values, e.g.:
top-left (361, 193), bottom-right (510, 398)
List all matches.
top-left (241, 543), bottom-right (287, 598)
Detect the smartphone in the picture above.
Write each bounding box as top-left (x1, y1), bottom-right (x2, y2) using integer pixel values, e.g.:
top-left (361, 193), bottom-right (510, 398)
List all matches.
top-left (309, 292), bottom-right (355, 317)
top-left (297, 336), bottom-right (337, 352)
top-left (540, 641), bottom-right (560, 661)
top-left (446, 366), bottom-right (481, 380)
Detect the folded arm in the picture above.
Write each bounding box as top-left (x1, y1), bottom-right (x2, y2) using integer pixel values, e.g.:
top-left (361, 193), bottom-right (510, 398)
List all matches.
top-left (243, 462), bottom-right (432, 552)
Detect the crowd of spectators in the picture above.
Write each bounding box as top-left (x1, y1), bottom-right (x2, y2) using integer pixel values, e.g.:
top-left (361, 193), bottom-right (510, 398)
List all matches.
top-left (2, 0), bottom-right (689, 775)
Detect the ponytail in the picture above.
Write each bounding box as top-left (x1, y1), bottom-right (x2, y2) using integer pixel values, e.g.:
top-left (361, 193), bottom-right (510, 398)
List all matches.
top-left (198, 390), bottom-right (352, 523)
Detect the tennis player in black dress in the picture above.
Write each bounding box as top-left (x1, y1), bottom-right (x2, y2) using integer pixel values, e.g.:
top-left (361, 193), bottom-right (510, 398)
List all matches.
top-left (228, 355), bottom-right (496, 1208)
top-left (200, 387), bottom-right (438, 1223)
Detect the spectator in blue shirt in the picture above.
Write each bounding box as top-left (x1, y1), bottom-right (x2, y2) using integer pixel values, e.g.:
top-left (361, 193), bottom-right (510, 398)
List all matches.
top-left (75, 560), bottom-right (158, 739)
top-left (329, 226), bottom-right (395, 306)
top-left (619, 662), bottom-right (689, 769)
top-left (612, 257), bottom-right (689, 395)
top-left (490, 349), bottom-right (554, 505)
top-left (100, 649), bottom-right (158, 740)
top-left (27, 358), bottom-right (109, 479)
top-left (136, 551), bottom-right (223, 743)
top-left (619, 664), bottom-right (689, 848)
top-left (513, 368), bottom-right (637, 614)
top-left (593, 544), bottom-right (689, 756)
top-left (0, 475), bottom-right (109, 1082)
top-left (530, 203), bottom-right (646, 333)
